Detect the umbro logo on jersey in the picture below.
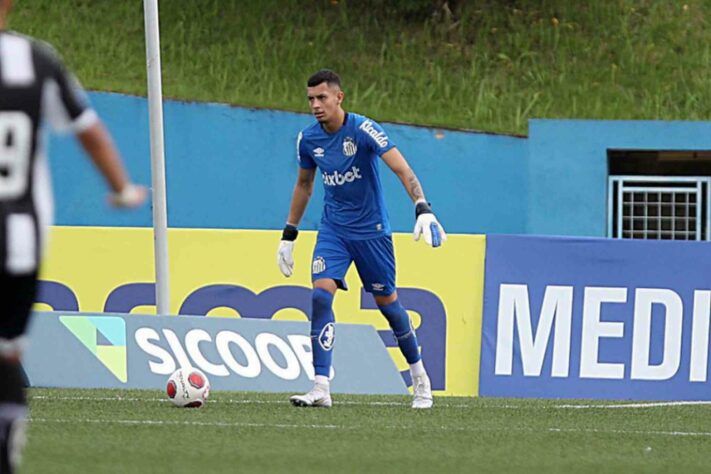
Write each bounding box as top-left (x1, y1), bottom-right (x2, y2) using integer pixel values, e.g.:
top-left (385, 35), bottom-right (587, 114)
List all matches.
top-left (359, 120), bottom-right (389, 148)
top-left (322, 166), bottom-right (362, 186)
top-left (342, 137), bottom-right (357, 157)
top-left (314, 147), bottom-right (325, 158)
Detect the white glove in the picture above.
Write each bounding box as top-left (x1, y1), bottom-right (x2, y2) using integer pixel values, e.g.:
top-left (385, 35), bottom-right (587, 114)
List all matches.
top-left (110, 184), bottom-right (147, 208)
top-left (414, 209), bottom-right (447, 247)
top-left (277, 240), bottom-right (295, 277)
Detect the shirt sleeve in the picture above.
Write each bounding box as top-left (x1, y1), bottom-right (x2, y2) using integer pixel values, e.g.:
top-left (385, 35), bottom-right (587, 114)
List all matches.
top-left (358, 118), bottom-right (396, 156)
top-left (39, 43), bottom-right (98, 135)
top-left (296, 131), bottom-right (316, 169)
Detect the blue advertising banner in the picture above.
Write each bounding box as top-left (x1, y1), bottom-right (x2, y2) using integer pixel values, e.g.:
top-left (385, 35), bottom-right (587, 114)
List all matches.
top-left (24, 312), bottom-right (407, 395)
top-left (480, 235), bottom-right (711, 400)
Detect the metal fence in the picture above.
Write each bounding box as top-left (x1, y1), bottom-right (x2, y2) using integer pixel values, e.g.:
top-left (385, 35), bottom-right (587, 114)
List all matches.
top-left (608, 176), bottom-right (710, 241)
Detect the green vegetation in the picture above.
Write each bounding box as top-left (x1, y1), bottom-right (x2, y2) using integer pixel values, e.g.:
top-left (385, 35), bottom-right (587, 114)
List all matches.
top-left (8, 1), bottom-right (711, 134)
top-left (22, 388), bottom-right (711, 473)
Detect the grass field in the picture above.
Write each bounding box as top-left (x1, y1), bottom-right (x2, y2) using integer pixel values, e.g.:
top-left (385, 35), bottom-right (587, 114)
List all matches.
top-left (21, 388), bottom-right (711, 473)
top-left (8, 0), bottom-right (711, 134)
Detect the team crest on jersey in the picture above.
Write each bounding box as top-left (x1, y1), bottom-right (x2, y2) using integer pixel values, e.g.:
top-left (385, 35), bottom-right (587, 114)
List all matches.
top-left (312, 256), bottom-right (326, 274)
top-left (319, 323), bottom-right (335, 351)
top-left (342, 137), bottom-right (357, 157)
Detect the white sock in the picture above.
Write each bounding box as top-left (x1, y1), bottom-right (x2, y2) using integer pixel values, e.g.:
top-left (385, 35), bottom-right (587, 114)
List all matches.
top-left (314, 375), bottom-right (330, 388)
top-left (409, 360), bottom-right (426, 378)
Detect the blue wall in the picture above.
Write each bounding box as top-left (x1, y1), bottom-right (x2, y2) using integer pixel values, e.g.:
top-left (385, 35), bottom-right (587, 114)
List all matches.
top-left (50, 92), bottom-right (527, 234)
top-left (51, 94), bottom-right (153, 228)
top-left (527, 120), bottom-right (711, 236)
top-left (50, 94), bottom-right (711, 237)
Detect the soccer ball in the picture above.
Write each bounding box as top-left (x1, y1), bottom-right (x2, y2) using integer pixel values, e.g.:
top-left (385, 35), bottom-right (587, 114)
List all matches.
top-left (166, 367), bottom-right (210, 408)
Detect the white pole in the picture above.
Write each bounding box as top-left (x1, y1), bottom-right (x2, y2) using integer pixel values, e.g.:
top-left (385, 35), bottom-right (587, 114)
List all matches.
top-left (143, 0), bottom-right (170, 315)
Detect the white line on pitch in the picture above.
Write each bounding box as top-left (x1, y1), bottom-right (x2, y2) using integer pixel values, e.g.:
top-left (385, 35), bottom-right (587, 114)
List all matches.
top-left (547, 427), bottom-right (711, 437)
top-left (555, 401), bottom-right (711, 409)
top-left (28, 417), bottom-right (711, 437)
top-left (30, 395), bottom-right (711, 410)
top-left (31, 395), bottom-right (711, 409)
top-left (30, 417), bottom-right (341, 430)
top-left (29, 395), bottom-right (474, 408)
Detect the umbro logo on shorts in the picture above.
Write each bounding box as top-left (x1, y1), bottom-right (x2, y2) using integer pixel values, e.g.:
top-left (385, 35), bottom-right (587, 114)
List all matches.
top-left (312, 256), bottom-right (326, 274)
top-left (372, 283), bottom-right (385, 292)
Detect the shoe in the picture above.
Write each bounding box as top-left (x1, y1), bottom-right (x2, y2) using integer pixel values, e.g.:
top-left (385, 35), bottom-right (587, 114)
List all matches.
top-left (289, 383), bottom-right (332, 408)
top-left (412, 374), bottom-right (433, 409)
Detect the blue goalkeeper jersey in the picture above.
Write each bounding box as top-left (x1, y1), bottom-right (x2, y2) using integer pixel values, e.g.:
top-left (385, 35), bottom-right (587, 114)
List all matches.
top-left (297, 112), bottom-right (396, 239)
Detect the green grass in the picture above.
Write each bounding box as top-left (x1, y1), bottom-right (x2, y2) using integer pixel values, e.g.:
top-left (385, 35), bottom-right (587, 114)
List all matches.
top-left (8, 0), bottom-right (710, 134)
top-left (20, 388), bottom-right (711, 473)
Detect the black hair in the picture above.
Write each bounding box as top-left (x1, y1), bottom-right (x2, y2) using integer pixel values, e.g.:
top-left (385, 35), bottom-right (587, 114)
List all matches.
top-left (307, 69), bottom-right (342, 88)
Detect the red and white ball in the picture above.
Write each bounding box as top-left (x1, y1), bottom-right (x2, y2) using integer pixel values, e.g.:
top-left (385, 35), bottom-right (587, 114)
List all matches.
top-left (166, 367), bottom-right (210, 408)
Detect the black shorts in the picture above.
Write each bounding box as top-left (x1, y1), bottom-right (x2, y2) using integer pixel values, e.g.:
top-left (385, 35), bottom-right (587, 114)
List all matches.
top-left (0, 272), bottom-right (38, 341)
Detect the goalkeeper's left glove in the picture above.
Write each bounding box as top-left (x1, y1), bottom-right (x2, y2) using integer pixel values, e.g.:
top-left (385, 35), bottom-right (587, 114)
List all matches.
top-left (413, 201), bottom-right (447, 247)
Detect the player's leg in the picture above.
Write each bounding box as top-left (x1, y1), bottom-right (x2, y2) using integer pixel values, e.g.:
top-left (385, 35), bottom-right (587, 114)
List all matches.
top-left (351, 236), bottom-right (433, 409)
top-left (311, 279), bottom-right (337, 385)
top-left (290, 229), bottom-right (351, 408)
top-left (373, 291), bottom-right (426, 375)
top-left (373, 291), bottom-right (433, 409)
top-left (0, 272), bottom-right (36, 473)
top-left (290, 278), bottom-right (336, 408)
top-left (0, 358), bottom-right (27, 474)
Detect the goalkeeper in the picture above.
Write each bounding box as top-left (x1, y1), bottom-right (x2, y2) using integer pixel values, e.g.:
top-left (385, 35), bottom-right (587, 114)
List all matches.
top-left (277, 70), bottom-right (445, 409)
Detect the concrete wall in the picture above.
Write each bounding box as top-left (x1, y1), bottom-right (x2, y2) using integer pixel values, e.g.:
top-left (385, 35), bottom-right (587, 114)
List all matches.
top-left (527, 120), bottom-right (711, 236)
top-left (49, 93), bottom-right (711, 237)
top-left (50, 92), bottom-right (527, 234)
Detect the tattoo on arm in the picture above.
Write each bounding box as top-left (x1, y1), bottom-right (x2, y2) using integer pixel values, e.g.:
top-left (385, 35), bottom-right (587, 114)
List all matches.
top-left (406, 170), bottom-right (425, 202)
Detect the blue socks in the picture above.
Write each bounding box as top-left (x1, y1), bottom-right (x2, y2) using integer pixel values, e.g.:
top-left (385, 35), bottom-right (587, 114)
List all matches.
top-left (378, 300), bottom-right (421, 364)
top-left (311, 288), bottom-right (335, 377)
top-left (310, 291), bottom-right (420, 379)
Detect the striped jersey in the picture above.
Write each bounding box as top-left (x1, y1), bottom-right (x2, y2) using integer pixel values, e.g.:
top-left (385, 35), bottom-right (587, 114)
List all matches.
top-left (0, 30), bottom-right (97, 275)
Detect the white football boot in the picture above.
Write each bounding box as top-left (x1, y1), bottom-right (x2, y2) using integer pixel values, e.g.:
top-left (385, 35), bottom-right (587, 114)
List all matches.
top-left (289, 383), bottom-right (332, 408)
top-left (411, 373), bottom-right (433, 409)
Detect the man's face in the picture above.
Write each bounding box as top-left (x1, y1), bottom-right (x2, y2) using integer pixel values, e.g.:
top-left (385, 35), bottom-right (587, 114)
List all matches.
top-left (307, 82), bottom-right (343, 123)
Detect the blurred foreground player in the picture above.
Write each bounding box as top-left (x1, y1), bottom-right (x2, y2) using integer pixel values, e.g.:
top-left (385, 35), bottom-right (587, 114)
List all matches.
top-left (277, 70), bottom-right (446, 409)
top-left (0, 0), bottom-right (146, 471)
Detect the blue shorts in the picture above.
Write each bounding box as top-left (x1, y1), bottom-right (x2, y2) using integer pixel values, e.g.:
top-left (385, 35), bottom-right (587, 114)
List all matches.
top-left (311, 227), bottom-right (396, 296)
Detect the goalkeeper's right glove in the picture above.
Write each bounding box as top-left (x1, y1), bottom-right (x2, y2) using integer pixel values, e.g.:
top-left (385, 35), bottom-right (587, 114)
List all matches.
top-left (277, 224), bottom-right (298, 277)
top-left (413, 201), bottom-right (447, 248)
